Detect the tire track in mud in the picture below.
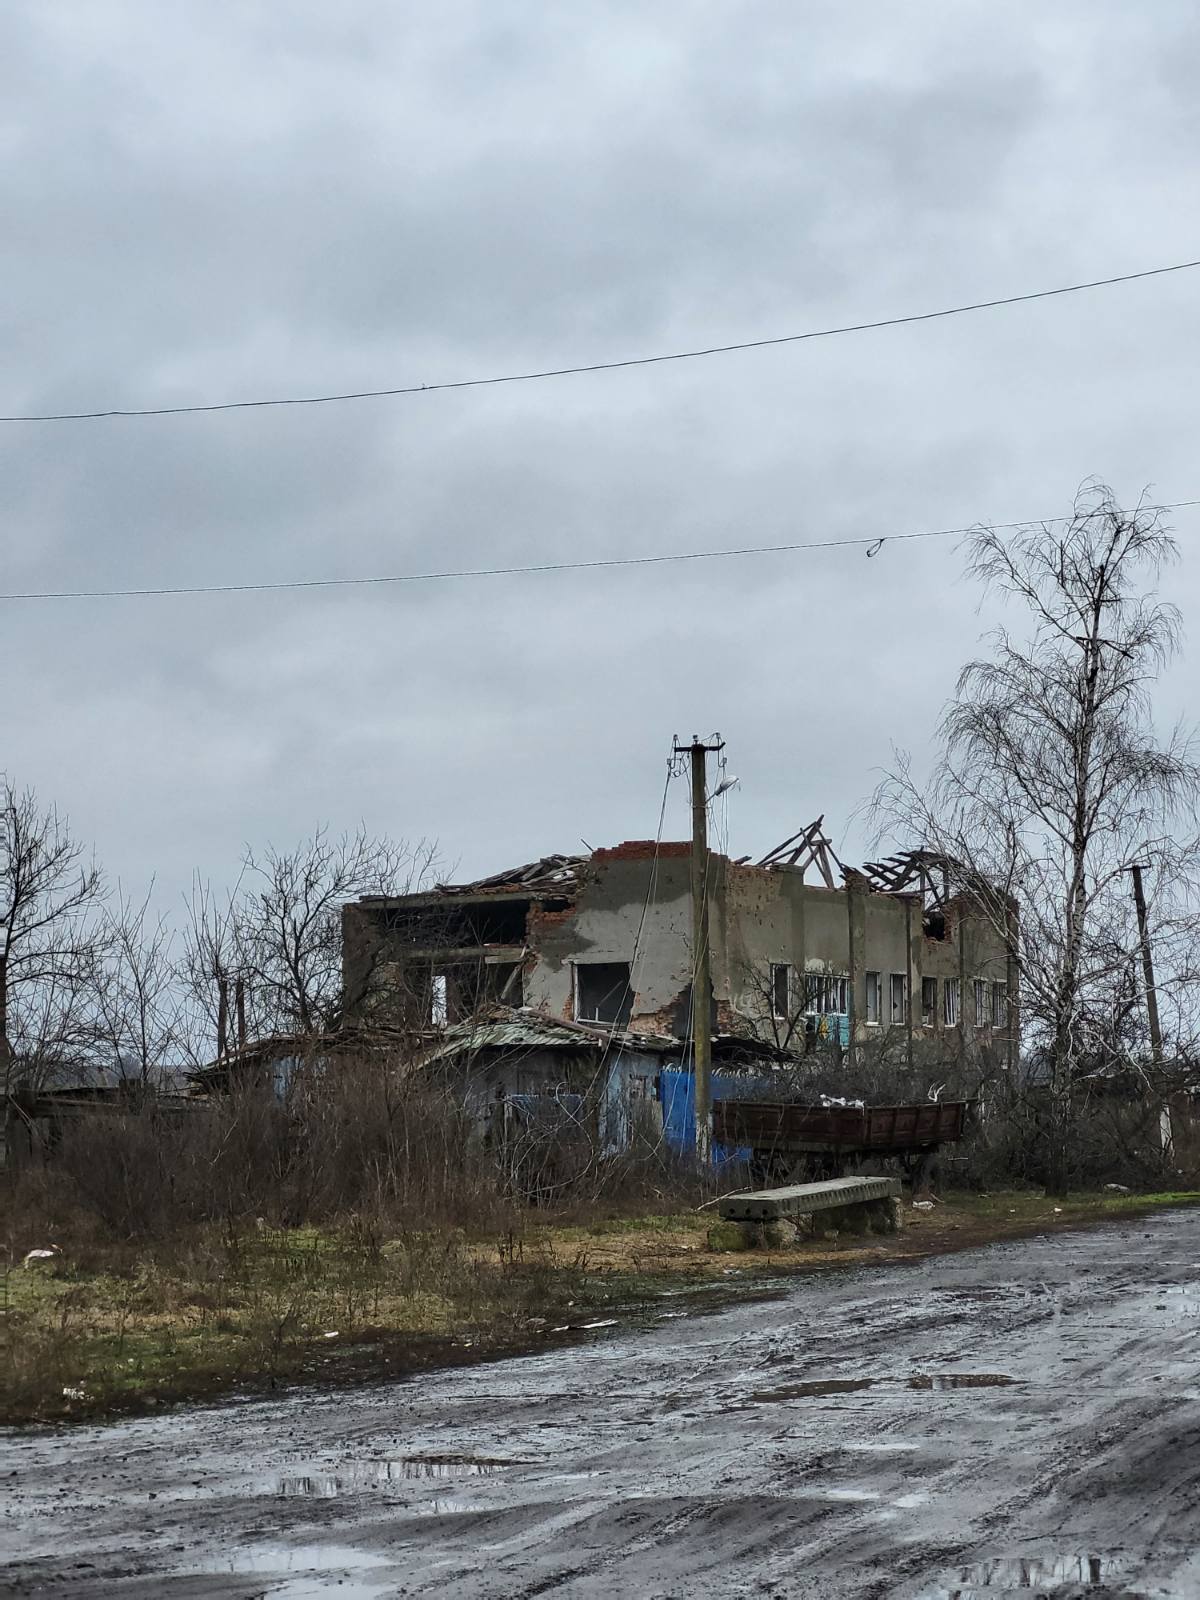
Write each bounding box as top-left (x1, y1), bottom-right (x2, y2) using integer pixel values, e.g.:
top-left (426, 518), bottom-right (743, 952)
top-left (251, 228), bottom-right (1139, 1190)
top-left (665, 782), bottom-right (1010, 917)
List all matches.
top-left (5, 1213), bottom-right (1200, 1599)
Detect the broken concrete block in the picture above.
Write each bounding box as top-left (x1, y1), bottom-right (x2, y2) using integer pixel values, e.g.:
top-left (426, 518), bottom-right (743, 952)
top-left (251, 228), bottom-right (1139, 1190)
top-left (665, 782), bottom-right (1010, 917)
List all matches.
top-left (869, 1197), bottom-right (904, 1235)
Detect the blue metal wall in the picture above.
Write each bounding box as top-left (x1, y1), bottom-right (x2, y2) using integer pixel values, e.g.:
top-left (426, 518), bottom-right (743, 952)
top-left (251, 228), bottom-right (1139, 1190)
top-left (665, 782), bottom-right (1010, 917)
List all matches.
top-left (659, 1067), bottom-right (759, 1166)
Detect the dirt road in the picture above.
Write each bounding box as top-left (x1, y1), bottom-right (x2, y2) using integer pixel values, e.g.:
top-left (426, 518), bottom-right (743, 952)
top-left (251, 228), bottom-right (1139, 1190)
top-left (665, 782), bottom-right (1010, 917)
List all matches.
top-left (5, 1210), bottom-right (1200, 1599)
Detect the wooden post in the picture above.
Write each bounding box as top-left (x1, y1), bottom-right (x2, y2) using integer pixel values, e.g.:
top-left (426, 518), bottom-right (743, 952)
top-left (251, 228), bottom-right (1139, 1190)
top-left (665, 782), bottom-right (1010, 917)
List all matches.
top-left (1005, 894), bottom-right (1019, 1076)
top-left (1129, 863), bottom-right (1163, 1066)
top-left (966, 896), bottom-right (972, 1068)
top-left (678, 735), bottom-right (723, 1163)
top-left (906, 897), bottom-right (917, 1073)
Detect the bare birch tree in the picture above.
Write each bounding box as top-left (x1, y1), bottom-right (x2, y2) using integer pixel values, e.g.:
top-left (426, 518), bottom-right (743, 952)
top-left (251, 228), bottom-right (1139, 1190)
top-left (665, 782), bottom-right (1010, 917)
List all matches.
top-left (0, 779), bottom-right (108, 1090)
top-left (876, 485), bottom-right (1200, 1194)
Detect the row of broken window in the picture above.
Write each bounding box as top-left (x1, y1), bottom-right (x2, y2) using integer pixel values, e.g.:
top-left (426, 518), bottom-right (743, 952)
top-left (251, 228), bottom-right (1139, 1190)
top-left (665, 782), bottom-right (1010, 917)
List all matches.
top-left (771, 964), bottom-right (1009, 1029)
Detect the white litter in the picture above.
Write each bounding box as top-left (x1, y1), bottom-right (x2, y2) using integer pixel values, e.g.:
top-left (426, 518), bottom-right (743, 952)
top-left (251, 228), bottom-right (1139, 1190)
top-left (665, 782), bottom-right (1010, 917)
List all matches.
top-left (322, 1331), bottom-right (339, 1339)
top-left (22, 1247), bottom-right (61, 1266)
top-left (818, 1094), bottom-right (865, 1109)
top-left (912, 1201), bottom-right (935, 1211)
top-left (62, 1386), bottom-right (86, 1400)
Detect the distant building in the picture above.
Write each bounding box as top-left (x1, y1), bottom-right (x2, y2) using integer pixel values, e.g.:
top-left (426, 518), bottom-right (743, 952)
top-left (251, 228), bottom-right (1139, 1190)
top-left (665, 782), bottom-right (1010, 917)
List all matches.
top-left (342, 826), bottom-right (1018, 1072)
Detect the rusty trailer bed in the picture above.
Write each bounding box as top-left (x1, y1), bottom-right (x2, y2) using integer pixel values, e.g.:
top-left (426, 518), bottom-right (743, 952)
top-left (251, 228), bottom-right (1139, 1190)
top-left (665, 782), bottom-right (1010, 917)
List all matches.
top-left (712, 1098), bottom-right (969, 1155)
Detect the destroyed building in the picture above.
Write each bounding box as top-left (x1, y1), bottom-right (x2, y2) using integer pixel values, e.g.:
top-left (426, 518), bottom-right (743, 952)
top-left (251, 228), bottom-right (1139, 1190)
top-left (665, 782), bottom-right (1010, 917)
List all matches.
top-left (341, 824), bottom-right (1018, 1071)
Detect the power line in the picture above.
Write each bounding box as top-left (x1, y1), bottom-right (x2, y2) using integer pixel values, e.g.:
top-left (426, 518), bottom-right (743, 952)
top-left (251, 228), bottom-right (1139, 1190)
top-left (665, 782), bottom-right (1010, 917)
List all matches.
top-left (6, 500), bottom-right (1198, 604)
top-left (4, 258), bottom-right (1199, 424)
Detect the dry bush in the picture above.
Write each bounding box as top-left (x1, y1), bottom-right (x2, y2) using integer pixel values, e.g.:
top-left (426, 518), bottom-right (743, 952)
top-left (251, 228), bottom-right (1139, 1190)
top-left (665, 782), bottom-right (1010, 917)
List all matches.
top-left (719, 1032), bottom-right (1197, 1195)
top-left (4, 1053), bottom-right (569, 1253)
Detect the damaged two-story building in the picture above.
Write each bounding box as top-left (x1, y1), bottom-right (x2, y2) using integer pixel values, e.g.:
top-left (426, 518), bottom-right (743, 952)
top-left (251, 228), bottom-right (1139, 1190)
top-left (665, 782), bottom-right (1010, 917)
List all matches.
top-left (341, 826), bottom-right (1019, 1082)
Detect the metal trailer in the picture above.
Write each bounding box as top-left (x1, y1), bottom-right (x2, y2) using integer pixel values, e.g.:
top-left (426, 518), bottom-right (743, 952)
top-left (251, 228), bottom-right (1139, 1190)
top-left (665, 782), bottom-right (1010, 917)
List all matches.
top-left (711, 1098), bottom-right (971, 1185)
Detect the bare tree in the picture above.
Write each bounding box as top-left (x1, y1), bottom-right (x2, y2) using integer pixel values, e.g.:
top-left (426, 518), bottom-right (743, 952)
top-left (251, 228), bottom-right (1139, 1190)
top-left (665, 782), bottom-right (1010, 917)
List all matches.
top-left (185, 826), bottom-right (439, 1051)
top-left (90, 886), bottom-right (192, 1084)
top-left (876, 485), bottom-right (1200, 1193)
top-left (0, 779), bottom-right (108, 1090)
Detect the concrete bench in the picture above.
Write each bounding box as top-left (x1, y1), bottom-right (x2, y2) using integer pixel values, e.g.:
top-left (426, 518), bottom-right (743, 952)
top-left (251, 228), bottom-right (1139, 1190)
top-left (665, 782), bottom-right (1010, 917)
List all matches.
top-left (718, 1175), bottom-right (902, 1243)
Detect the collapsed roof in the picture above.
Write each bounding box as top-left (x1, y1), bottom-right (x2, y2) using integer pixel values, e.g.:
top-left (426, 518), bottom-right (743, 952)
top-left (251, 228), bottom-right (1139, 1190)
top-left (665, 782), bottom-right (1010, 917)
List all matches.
top-left (434, 854), bottom-right (587, 897)
top-left (419, 1005), bottom-right (678, 1064)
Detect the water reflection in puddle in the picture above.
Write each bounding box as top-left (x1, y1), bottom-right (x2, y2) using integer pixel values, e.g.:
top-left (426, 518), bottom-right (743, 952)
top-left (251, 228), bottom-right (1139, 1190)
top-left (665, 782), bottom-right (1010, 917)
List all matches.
top-left (926, 1551), bottom-right (1125, 1597)
top-left (907, 1374), bottom-right (1015, 1391)
top-left (751, 1378), bottom-right (878, 1402)
top-left (746, 1374), bottom-right (1016, 1403)
top-left (190, 1541), bottom-right (390, 1599)
top-left (276, 1455), bottom-right (516, 1498)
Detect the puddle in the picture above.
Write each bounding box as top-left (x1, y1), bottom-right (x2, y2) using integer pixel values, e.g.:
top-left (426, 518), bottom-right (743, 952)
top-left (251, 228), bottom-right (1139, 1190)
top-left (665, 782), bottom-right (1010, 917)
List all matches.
top-left (842, 1439), bottom-right (921, 1455)
top-left (907, 1374), bottom-right (1015, 1391)
top-left (927, 1551), bottom-right (1126, 1596)
top-left (751, 1378), bottom-right (878, 1402)
top-left (748, 1373), bottom-right (1014, 1402)
top-left (276, 1454), bottom-right (517, 1497)
top-left (188, 1541), bottom-right (391, 1598)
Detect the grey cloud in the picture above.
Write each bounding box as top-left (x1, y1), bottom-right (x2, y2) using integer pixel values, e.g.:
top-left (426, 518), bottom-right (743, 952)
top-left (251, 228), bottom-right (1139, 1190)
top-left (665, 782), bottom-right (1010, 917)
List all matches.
top-left (2, 0), bottom-right (1199, 910)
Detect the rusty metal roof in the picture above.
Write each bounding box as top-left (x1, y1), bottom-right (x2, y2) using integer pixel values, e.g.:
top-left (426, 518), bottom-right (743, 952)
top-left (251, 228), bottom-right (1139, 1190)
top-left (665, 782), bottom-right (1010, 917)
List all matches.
top-left (420, 1006), bottom-right (678, 1065)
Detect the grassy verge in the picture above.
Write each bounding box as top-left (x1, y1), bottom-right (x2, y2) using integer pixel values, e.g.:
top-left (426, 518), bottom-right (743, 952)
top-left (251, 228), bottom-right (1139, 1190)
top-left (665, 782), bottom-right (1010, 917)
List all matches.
top-left (5, 1189), bottom-right (1198, 1426)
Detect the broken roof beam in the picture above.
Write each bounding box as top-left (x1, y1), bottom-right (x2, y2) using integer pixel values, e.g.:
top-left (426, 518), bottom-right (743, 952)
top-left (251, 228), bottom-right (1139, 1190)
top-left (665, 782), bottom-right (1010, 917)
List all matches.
top-left (755, 816), bottom-right (843, 888)
top-left (858, 848), bottom-right (984, 906)
top-left (435, 853), bottom-right (587, 897)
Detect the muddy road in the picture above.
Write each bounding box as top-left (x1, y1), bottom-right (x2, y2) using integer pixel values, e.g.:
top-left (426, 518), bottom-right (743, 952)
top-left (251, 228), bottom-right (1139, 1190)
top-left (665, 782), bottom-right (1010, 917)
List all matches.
top-left (6, 1211), bottom-right (1200, 1599)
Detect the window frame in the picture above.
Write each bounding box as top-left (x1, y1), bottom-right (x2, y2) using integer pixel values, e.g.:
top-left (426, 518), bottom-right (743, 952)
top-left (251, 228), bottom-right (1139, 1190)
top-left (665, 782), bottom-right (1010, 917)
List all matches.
top-left (943, 976), bottom-right (961, 1027)
top-left (889, 972), bottom-right (908, 1025)
top-left (770, 962), bottom-right (792, 1021)
top-left (992, 980), bottom-right (1008, 1028)
top-left (973, 977), bottom-right (988, 1028)
top-left (803, 972), bottom-right (849, 1016)
top-left (865, 970), bottom-right (882, 1025)
top-left (573, 960), bottom-right (633, 1026)
top-left (920, 975), bottom-right (937, 1027)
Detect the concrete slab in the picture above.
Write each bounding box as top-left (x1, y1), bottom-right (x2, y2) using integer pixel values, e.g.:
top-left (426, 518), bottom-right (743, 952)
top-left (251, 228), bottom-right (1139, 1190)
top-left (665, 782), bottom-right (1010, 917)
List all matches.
top-left (719, 1174), bottom-right (901, 1222)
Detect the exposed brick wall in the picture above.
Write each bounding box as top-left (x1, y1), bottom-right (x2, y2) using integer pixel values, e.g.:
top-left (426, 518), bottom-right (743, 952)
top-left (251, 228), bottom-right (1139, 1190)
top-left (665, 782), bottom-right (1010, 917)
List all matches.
top-left (590, 840), bottom-right (693, 863)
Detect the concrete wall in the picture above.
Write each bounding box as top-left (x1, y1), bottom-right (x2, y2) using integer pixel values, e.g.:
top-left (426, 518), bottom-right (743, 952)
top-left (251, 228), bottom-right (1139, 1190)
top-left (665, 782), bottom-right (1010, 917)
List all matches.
top-left (343, 842), bottom-right (1016, 1060)
top-left (526, 844), bottom-right (696, 1033)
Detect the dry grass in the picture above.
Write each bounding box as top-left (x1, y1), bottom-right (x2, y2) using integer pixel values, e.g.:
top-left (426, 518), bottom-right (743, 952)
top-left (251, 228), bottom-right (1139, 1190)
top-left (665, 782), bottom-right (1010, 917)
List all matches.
top-left (1, 1220), bottom-right (588, 1424)
top-left (7, 1190), bottom-right (1197, 1425)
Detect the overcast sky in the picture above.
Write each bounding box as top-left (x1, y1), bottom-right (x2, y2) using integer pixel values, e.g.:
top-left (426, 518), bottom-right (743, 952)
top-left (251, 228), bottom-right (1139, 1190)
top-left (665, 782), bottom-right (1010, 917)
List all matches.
top-left (4, 2), bottom-right (1199, 906)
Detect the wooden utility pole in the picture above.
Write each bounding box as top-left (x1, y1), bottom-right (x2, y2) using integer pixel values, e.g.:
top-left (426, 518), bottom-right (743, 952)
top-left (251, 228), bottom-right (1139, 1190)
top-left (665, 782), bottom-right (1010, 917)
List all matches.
top-left (1128, 863), bottom-right (1164, 1067)
top-left (677, 734), bottom-right (723, 1163)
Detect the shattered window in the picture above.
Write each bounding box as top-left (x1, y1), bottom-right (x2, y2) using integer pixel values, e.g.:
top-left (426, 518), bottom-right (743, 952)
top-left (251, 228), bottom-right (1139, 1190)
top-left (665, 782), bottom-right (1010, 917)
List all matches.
top-left (889, 973), bottom-right (908, 1024)
top-left (574, 962), bottom-right (633, 1027)
top-left (921, 977), bottom-right (937, 1027)
top-left (865, 971), bottom-right (881, 1024)
top-left (943, 977), bottom-right (961, 1027)
top-left (771, 962), bottom-right (792, 1019)
top-left (803, 974), bottom-right (848, 1014)
top-left (992, 981), bottom-right (1008, 1027)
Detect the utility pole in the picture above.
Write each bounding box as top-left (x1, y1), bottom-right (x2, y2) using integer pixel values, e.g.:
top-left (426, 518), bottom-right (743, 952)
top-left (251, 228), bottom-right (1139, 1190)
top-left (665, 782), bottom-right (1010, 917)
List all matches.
top-left (676, 734), bottom-right (723, 1164)
top-left (1128, 863), bottom-right (1164, 1067)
